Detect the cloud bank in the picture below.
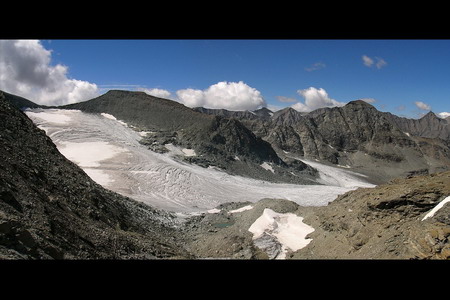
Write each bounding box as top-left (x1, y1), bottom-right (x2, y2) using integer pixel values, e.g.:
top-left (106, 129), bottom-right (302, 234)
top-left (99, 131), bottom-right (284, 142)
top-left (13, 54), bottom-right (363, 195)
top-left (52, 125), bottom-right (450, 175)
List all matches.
top-left (176, 81), bottom-right (266, 111)
top-left (290, 87), bottom-right (345, 112)
top-left (0, 40), bottom-right (99, 106)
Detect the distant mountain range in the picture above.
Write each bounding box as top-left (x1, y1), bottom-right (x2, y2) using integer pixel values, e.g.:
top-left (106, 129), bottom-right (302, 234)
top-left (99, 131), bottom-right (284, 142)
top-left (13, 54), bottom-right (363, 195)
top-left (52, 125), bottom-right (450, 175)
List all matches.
top-left (195, 100), bottom-right (450, 183)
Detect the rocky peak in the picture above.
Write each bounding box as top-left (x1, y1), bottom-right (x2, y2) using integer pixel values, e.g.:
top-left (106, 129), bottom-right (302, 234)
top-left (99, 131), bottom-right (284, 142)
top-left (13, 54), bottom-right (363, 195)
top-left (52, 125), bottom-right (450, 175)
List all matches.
top-left (272, 107), bottom-right (304, 126)
top-left (420, 111), bottom-right (439, 120)
top-left (252, 107), bottom-right (273, 120)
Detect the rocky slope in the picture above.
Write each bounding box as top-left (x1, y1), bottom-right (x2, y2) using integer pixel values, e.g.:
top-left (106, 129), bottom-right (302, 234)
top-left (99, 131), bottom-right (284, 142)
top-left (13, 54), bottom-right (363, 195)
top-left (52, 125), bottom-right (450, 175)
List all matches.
top-left (62, 90), bottom-right (317, 184)
top-left (182, 171), bottom-right (450, 259)
top-left (0, 91), bottom-right (191, 259)
top-left (292, 171), bottom-right (450, 259)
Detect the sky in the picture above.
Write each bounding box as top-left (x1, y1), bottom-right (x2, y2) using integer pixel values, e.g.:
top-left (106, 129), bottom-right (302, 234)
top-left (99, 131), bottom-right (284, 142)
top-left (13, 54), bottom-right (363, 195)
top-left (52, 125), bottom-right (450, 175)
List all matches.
top-left (1, 39), bottom-right (449, 118)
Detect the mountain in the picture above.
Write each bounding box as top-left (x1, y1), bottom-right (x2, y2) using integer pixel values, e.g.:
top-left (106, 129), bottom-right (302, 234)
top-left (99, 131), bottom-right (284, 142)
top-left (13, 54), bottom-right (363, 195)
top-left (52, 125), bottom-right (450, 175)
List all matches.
top-left (195, 100), bottom-right (450, 184)
top-left (0, 91), bottom-right (191, 259)
top-left (62, 90), bottom-right (317, 184)
top-left (1, 90), bottom-right (44, 110)
top-left (383, 110), bottom-right (450, 141)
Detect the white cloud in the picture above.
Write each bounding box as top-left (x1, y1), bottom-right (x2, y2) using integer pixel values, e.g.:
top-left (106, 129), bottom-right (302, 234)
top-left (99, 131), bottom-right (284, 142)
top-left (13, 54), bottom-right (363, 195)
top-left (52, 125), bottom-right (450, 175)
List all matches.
top-left (362, 55), bottom-right (374, 67)
top-left (360, 98), bottom-right (377, 103)
top-left (305, 62), bottom-right (326, 72)
top-left (0, 40), bottom-right (99, 106)
top-left (276, 96), bottom-right (297, 103)
top-left (375, 57), bottom-right (387, 69)
top-left (362, 55), bottom-right (387, 69)
top-left (139, 88), bottom-right (172, 99)
top-left (414, 101), bottom-right (431, 111)
top-left (437, 112), bottom-right (450, 119)
top-left (176, 81), bottom-right (266, 111)
top-left (291, 87), bottom-right (345, 113)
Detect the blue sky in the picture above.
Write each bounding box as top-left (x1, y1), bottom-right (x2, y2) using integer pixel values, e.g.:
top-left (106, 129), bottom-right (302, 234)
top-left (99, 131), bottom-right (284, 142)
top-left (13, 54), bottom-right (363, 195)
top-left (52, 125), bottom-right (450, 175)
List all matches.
top-left (2, 39), bottom-right (450, 118)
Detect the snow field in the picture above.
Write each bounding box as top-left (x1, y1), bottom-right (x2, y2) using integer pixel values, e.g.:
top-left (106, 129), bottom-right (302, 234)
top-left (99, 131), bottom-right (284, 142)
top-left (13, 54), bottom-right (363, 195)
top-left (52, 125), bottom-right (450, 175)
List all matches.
top-left (248, 208), bottom-right (315, 259)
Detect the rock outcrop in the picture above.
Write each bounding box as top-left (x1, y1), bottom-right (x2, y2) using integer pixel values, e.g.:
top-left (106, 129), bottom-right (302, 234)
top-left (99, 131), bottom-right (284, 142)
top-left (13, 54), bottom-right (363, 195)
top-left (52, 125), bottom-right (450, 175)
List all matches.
top-left (292, 171), bottom-right (450, 259)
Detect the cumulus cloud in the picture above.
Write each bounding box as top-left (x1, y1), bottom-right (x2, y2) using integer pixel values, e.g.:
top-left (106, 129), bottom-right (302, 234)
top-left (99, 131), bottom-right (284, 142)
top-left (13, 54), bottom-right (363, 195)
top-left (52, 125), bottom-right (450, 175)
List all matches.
top-left (362, 55), bottom-right (387, 69)
top-left (415, 101), bottom-right (431, 111)
top-left (291, 87), bottom-right (345, 112)
top-left (437, 112), bottom-right (450, 119)
top-left (139, 87), bottom-right (172, 99)
top-left (176, 81), bottom-right (266, 111)
top-left (305, 62), bottom-right (326, 72)
top-left (0, 40), bottom-right (99, 106)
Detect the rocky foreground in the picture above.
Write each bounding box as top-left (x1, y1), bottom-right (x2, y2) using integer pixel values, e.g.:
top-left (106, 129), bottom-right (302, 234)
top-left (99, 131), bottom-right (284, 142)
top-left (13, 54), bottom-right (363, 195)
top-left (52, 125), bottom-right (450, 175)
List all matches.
top-left (185, 171), bottom-right (450, 259)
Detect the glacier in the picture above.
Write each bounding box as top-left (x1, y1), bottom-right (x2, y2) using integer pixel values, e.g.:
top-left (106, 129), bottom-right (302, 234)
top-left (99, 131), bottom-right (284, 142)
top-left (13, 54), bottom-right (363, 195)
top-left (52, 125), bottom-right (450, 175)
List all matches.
top-left (25, 108), bottom-right (375, 213)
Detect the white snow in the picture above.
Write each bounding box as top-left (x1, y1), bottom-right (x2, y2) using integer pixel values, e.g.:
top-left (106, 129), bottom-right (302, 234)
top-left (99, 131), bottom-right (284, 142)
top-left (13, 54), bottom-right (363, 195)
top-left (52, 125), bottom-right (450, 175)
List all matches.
top-left (337, 164), bottom-right (351, 169)
top-left (83, 169), bottom-right (114, 186)
top-left (101, 113), bottom-right (117, 120)
top-left (101, 112), bottom-right (128, 126)
top-left (297, 158), bottom-right (375, 188)
top-left (25, 109), bottom-right (73, 124)
top-left (234, 156), bottom-right (241, 161)
top-left (138, 131), bottom-right (152, 137)
top-left (421, 196), bottom-right (450, 221)
top-left (260, 162), bottom-right (275, 173)
top-left (404, 132), bottom-right (411, 137)
top-left (248, 208), bottom-right (315, 259)
top-left (58, 141), bottom-right (127, 168)
top-left (207, 208), bottom-right (221, 214)
top-left (229, 205), bottom-right (253, 214)
top-left (26, 108), bottom-right (376, 213)
top-left (182, 148), bottom-right (197, 157)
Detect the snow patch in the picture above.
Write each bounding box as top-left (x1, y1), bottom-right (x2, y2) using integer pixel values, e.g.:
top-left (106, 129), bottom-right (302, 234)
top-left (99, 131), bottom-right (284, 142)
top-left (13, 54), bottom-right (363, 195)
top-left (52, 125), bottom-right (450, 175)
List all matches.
top-left (337, 164), bottom-right (351, 169)
top-left (229, 205), bottom-right (253, 214)
top-left (404, 132), bottom-right (411, 137)
top-left (83, 168), bottom-right (114, 186)
top-left (101, 113), bottom-right (128, 126)
top-left (182, 148), bottom-right (197, 157)
top-left (298, 158), bottom-right (374, 188)
top-left (234, 156), bottom-right (241, 161)
top-left (260, 162), bottom-right (275, 173)
top-left (207, 208), bottom-right (221, 214)
top-left (421, 196), bottom-right (450, 221)
top-left (25, 110), bottom-right (72, 124)
top-left (58, 141), bottom-right (128, 168)
top-left (248, 208), bottom-right (314, 259)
